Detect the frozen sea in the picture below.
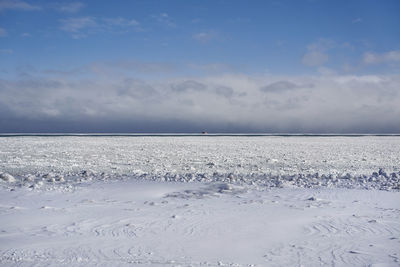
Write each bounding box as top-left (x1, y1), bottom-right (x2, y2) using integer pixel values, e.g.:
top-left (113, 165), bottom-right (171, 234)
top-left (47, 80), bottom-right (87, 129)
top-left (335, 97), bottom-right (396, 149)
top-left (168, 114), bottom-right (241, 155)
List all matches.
top-left (0, 135), bottom-right (399, 266)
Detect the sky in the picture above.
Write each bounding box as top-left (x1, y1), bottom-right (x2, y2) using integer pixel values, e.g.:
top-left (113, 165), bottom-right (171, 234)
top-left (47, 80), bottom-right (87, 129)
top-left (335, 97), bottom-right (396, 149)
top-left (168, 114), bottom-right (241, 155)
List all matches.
top-left (0, 0), bottom-right (400, 133)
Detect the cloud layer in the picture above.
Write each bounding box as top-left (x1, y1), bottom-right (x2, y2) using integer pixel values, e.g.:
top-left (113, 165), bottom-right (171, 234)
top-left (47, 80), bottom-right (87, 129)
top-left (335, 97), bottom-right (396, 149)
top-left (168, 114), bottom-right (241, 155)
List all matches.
top-left (59, 16), bottom-right (142, 38)
top-left (1, 71), bottom-right (399, 133)
top-left (363, 50), bottom-right (400, 65)
top-left (0, 0), bottom-right (40, 11)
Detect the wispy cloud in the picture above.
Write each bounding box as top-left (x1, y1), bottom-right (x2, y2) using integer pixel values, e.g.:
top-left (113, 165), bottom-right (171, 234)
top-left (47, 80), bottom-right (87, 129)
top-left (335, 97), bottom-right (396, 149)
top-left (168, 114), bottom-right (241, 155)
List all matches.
top-left (59, 16), bottom-right (96, 38)
top-left (42, 67), bottom-right (84, 76)
top-left (0, 27), bottom-right (7, 37)
top-left (0, 0), bottom-right (41, 11)
top-left (104, 17), bottom-right (139, 27)
top-left (352, 18), bottom-right (362, 24)
top-left (89, 60), bottom-right (176, 75)
top-left (60, 16), bottom-right (142, 38)
top-left (0, 49), bottom-right (13, 54)
top-left (363, 50), bottom-right (400, 65)
top-left (302, 39), bottom-right (334, 67)
top-left (53, 2), bottom-right (84, 13)
top-left (60, 17), bottom-right (96, 32)
top-left (302, 51), bottom-right (328, 67)
top-left (192, 30), bottom-right (218, 43)
top-left (152, 13), bottom-right (176, 28)
top-left (188, 63), bottom-right (236, 73)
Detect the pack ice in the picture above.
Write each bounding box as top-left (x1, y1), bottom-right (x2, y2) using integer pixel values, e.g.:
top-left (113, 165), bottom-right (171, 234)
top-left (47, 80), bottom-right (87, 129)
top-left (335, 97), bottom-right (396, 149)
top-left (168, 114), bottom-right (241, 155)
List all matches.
top-left (0, 136), bottom-right (399, 266)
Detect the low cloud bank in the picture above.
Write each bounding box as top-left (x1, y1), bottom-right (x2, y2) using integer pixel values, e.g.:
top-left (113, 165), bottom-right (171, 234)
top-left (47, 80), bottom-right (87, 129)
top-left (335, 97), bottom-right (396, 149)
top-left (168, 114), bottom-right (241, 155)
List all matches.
top-left (1, 73), bottom-right (399, 133)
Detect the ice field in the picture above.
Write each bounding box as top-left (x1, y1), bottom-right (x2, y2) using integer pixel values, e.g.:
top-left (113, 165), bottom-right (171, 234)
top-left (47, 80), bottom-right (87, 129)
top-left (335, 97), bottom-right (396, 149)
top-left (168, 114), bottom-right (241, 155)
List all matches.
top-left (1, 135), bottom-right (400, 191)
top-left (0, 136), bottom-right (399, 266)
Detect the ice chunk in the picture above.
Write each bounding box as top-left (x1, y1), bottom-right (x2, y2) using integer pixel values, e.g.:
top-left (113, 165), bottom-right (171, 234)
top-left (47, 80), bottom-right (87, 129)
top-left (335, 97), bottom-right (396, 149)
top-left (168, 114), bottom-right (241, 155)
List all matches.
top-left (0, 172), bottom-right (16, 182)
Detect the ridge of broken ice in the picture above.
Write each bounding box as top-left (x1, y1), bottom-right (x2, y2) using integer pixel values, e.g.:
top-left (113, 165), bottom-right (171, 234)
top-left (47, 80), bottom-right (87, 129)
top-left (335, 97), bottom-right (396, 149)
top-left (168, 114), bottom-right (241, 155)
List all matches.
top-left (1, 168), bottom-right (399, 191)
top-left (1, 136), bottom-right (399, 191)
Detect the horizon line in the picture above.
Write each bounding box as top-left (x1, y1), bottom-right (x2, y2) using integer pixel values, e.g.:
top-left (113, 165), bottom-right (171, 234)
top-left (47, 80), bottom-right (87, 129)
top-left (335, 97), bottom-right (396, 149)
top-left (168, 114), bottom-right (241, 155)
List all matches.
top-left (1, 133), bottom-right (400, 137)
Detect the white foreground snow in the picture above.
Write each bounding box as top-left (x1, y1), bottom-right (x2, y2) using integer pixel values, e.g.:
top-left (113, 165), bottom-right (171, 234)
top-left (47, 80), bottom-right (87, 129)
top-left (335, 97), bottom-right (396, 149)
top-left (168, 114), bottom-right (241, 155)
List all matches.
top-left (0, 136), bottom-right (399, 266)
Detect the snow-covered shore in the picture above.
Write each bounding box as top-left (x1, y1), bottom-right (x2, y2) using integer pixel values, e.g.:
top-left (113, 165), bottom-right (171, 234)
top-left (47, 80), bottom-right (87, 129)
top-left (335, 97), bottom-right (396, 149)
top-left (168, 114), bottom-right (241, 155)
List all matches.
top-left (1, 136), bottom-right (399, 266)
top-left (1, 180), bottom-right (399, 266)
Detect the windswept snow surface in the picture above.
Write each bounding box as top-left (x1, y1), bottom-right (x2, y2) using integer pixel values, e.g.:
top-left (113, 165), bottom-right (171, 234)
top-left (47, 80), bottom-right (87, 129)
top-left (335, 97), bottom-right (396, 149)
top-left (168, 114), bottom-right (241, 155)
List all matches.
top-left (0, 136), bottom-right (399, 266)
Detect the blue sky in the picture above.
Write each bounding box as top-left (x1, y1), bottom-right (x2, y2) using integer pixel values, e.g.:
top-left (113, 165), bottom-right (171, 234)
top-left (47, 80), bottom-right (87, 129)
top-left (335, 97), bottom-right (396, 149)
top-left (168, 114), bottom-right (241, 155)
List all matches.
top-left (0, 0), bottom-right (400, 133)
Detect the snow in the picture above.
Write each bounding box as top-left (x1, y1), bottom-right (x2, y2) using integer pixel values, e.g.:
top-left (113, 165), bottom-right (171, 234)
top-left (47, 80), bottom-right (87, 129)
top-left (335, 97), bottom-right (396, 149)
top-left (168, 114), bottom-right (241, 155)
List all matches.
top-left (0, 136), bottom-right (399, 266)
top-left (1, 136), bottom-right (400, 191)
top-left (0, 173), bottom-right (15, 183)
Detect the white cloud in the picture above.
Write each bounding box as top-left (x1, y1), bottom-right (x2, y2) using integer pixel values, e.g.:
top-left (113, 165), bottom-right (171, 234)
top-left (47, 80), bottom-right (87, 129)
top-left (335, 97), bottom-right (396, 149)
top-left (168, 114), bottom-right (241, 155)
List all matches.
top-left (152, 13), bottom-right (176, 28)
top-left (1, 70), bottom-right (399, 133)
top-left (192, 30), bottom-right (218, 43)
top-left (260, 81), bottom-right (314, 93)
top-left (302, 39), bottom-right (333, 67)
top-left (0, 27), bottom-right (7, 37)
top-left (302, 51), bottom-right (329, 67)
top-left (306, 39), bottom-right (334, 51)
top-left (188, 63), bottom-right (235, 73)
top-left (60, 16), bottom-right (142, 38)
top-left (54, 2), bottom-right (84, 13)
top-left (102, 17), bottom-right (143, 32)
top-left (0, 0), bottom-right (40, 11)
top-left (317, 66), bottom-right (336, 76)
top-left (363, 50), bottom-right (400, 65)
top-left (60, 17), bottom-right (96, 32)
top-left (352, 18), bottom-right (362, 24)
top-left (88, 60), bottom-right (175, 75)
top-left (103, 17), bottom-right (139, 27)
